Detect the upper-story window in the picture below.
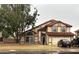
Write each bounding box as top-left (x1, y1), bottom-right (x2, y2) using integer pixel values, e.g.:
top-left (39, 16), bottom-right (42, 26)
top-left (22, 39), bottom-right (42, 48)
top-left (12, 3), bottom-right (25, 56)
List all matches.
top-left (52, 26), bottom-right (57, 32)
top-left (61, 26), bottom-right (66, 32)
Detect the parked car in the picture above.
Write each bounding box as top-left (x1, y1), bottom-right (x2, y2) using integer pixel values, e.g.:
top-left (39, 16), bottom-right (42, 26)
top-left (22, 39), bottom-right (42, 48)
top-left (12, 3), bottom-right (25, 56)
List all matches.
top-left (58, 39), bottom-right (71, 48)
top-left (71, 37), bottom-right (79, 47)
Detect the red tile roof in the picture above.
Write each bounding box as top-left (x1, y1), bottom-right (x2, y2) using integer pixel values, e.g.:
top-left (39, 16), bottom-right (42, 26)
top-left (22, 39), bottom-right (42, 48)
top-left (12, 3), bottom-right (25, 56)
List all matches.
top-left (47, 32), bottom-right (74, 36)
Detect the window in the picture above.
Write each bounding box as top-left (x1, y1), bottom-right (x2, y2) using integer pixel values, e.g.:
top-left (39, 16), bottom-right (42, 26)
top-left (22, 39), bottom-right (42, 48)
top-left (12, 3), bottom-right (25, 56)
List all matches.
top-left (61, 26), bottom-right (66, 32)
top-left (52, 26), bottom-right (57, 32)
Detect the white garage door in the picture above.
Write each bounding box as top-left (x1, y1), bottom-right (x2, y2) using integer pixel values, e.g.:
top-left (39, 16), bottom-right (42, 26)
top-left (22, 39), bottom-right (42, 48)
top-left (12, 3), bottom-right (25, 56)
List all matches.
top-left (52, 37), bottom-right (71, 45)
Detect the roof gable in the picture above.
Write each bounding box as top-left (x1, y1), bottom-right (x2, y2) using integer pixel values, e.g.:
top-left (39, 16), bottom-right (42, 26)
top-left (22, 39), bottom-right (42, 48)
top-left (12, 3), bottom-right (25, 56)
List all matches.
top-left (47, 20), bottom-right (72, 27)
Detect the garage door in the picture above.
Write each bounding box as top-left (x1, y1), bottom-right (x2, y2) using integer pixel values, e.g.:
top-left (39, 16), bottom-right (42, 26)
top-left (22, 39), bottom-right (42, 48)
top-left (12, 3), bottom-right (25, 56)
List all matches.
top-left (52, 37), bottom-right (70, 46)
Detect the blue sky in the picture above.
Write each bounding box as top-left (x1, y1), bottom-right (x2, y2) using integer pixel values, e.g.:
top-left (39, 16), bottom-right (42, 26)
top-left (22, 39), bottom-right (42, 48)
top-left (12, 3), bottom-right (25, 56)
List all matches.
top-left (32, 4), bottom-right (79, 33)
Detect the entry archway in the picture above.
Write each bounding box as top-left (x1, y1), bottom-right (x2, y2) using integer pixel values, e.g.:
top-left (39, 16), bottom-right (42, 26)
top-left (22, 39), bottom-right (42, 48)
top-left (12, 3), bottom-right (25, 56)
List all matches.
top-left (25, 31), bottom-right (34, 44)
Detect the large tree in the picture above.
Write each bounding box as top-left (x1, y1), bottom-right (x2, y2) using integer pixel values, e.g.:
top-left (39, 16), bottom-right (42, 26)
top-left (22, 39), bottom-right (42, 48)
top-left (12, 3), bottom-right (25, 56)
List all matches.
top-left (0, 4), bottom-right (38, 43)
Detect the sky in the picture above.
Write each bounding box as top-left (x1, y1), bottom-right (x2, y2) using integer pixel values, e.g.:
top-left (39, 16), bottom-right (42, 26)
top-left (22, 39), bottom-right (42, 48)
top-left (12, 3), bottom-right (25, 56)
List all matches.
top-left (32, 4), bottom-right (79, 33)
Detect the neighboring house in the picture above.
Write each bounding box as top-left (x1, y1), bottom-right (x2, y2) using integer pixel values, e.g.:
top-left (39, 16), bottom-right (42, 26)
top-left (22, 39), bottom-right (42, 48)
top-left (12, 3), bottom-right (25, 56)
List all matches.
top-left (75, 29), bottom-right (79, 37)
top-left (21, 19), bottom-right (74, 46)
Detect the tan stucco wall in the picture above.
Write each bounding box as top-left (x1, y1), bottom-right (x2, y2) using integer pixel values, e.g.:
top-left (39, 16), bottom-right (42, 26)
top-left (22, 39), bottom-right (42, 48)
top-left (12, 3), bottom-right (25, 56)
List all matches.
top-left (47, 27), bottom-right (51, 32)
top-left (58, 27), bottom-right (61, 32)
top-left (48, 36), bottom-right (52, 45)
top-left (35, 36), bottom-right (39, 43)
top-left (48, 36), bottom-right (73, 46)
top-left (66, 27), bottom-right (70, 32)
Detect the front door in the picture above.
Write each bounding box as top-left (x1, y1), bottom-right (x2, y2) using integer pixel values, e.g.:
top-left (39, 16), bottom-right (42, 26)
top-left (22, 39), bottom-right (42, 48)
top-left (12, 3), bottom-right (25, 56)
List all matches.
top-left (41, 36), bottom-right (46, 45)
top-left (42, 37), bottom-right (46, 45)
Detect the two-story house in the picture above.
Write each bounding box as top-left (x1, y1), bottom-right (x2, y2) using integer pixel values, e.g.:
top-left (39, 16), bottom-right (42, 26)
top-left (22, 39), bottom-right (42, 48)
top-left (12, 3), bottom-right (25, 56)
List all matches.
top-left (21, 19), bottom-right (74, 46)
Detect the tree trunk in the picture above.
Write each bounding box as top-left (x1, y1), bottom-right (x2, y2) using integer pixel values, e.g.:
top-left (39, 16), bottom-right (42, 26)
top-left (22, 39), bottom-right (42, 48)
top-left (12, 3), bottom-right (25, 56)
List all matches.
top-left (15, 32), bottom-right (20, 43)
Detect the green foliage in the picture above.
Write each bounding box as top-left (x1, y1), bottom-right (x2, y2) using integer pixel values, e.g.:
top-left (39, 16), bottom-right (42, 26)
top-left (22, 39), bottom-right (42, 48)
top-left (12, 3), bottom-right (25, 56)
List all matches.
top-left (0, 4), bottom-right (38, 41)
